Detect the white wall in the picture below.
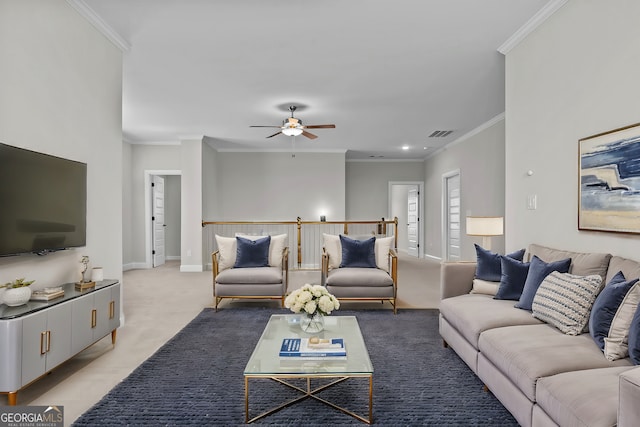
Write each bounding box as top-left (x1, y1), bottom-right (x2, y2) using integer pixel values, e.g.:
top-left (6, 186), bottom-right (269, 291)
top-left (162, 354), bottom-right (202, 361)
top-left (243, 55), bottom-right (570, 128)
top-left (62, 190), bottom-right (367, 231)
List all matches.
top-left (212, 152), bottom-right (346, 221)
top-left (505, 0), bottom-right (640, 259)
top-left (424, 118), bottom-right (506, 260)
top-left (180, 140), bottom-right (203, 271)
top-left (0, 0), bottom-right (122, 288)
top-left (122, 142), bottom-right (133, 265)
top-left (346, 161), bottom-right (424, 220)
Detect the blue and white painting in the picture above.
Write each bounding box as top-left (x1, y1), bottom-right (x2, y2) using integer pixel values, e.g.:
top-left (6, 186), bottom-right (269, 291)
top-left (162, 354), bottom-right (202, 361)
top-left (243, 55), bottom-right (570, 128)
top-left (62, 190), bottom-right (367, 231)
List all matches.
top-left (580, 124), bottom-right (640, 233)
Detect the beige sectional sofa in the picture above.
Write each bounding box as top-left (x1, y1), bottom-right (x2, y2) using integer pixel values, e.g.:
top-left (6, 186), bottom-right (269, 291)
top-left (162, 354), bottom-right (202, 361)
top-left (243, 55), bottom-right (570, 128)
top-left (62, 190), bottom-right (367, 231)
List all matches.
top-left (439, 244), bottom-right (640, 427)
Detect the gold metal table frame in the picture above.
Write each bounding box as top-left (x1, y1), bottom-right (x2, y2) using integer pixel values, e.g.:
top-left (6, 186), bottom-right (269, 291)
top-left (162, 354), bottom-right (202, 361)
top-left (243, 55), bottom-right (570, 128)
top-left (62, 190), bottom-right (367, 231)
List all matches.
top-left (245, 373), bottom-right (373, 424)
top-left (244, 315), bottom-right (374, 424)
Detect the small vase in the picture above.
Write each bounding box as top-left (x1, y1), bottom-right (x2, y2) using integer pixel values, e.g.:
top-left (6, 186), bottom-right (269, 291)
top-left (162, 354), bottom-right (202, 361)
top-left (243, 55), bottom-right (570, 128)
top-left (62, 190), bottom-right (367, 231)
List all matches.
top-left (300, 312), bottom-right (325, 333)
top-left (3, 287), bottom-right (32, 307)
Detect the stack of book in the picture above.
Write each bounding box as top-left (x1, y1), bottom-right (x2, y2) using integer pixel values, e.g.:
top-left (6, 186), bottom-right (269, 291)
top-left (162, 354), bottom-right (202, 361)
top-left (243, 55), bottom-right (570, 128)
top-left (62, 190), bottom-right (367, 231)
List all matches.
top-left (279, 337), bottom-right (346, 358)
top-left (30, 287), bottom-right (65, 301)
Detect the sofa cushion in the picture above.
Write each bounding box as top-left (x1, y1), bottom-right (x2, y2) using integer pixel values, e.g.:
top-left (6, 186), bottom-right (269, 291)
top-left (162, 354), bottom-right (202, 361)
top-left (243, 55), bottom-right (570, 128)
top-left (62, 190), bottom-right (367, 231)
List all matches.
top-left (629, 304), bottom-right (640, 365)
top-left (590, 271), bottom-right (639, 350)
top-left (536, 366), bottom-right (634, 427)
top-left (470, 279), bottom-right (499, 296)
top-left (606, 256), bottom-right (640, 284)
top-left (234, 236), bottom-right (270, 268)
top-left (494, 256), bottom-right (530, 300)
top-left (375, 236), bottom-right (395, 272)
top-left (439, 294), bottom-right (542, 348)
top-left (531, 271), bottom-right (603, 335)
top-left (326, 267), bottom-right (393, 287)
top-left (604, 282), bottom-right (640, 361)
top-left (215, 266), bottom-right (282, 284)
top-left (474, 244), bottom-right (525, 282)
top-left (478, 324), bottom-right (632, 401)
top-left (527, 244), bottom-right (611, 279)
top-left (215, 234), bottom-right (237, 271)
top-left (236, 233), bottom-right (287, 268)
top-left (339, 235), bottom-right (376, 268)
top-left (515, 256), bottom-right (571, 311)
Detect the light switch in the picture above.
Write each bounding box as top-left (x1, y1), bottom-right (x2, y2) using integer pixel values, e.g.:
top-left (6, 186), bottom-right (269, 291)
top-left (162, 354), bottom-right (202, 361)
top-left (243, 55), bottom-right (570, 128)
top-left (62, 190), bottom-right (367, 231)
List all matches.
top-left (527, 194), bottom-right (537, 210)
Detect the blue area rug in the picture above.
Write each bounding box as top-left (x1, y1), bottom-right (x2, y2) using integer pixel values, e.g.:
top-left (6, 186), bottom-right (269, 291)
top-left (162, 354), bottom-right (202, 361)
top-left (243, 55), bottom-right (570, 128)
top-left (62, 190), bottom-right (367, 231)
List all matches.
top-left (73, 308), bottom-right (517, 426)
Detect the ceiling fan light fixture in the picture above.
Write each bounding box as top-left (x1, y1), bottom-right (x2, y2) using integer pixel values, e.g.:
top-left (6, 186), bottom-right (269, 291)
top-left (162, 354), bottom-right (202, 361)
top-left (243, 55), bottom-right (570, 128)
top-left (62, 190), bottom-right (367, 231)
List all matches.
top-left (282, 127), bottom-right (303, 136)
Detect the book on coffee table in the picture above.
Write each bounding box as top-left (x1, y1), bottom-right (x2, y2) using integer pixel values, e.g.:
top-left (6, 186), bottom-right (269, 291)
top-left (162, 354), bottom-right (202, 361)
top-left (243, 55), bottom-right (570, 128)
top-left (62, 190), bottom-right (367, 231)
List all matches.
top-left (30, 288), bottom-right (65, 301)
top-left (279, 337), bottom-right (346, 357)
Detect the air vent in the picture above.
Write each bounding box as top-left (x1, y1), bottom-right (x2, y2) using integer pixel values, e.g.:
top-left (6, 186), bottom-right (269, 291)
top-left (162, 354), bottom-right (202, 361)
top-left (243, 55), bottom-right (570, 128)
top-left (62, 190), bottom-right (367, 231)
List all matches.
top-left (428, 130), bottom-right (453, 138)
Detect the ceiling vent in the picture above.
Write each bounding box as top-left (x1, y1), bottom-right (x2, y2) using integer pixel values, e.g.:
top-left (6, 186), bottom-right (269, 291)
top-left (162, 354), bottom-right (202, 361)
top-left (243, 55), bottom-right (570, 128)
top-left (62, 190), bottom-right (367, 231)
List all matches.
top-left (428, 130), bottom-right (453, 138)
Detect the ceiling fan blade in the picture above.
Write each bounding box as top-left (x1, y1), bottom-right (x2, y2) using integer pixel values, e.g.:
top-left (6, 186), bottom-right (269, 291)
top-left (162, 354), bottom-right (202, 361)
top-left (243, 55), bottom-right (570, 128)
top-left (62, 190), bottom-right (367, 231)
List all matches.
top-left (303, 124), bottom-right (336, 129)
top-left (266, 131), bottom-right (282, 138)
top-left (250, 125), bottom-right (281, 128)
top-left (302, 130), bottom-right (318, 139)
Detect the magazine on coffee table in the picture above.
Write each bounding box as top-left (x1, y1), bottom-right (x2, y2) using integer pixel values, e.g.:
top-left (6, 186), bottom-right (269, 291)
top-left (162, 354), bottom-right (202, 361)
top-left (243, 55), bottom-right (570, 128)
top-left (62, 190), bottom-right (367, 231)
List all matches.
top-left (279, 337), bottom-right (346, 357)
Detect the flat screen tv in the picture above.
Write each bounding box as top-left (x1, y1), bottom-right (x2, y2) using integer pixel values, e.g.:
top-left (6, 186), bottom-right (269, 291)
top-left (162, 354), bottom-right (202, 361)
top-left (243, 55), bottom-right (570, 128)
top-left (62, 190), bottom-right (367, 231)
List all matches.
top-left (0, 143), bottom-right (87, 256)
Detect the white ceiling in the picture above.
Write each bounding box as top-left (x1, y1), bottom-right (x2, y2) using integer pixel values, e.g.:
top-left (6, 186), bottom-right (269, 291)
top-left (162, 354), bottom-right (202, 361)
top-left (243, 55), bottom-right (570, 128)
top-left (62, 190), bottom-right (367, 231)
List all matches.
top-left (81, 0), bottom-right (551, 160)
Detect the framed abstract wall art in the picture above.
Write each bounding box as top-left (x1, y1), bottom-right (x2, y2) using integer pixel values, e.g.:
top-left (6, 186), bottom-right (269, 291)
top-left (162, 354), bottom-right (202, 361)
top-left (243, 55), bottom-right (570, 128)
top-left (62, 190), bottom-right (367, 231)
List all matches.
top-left (579, 122), bottom-right (640, 234)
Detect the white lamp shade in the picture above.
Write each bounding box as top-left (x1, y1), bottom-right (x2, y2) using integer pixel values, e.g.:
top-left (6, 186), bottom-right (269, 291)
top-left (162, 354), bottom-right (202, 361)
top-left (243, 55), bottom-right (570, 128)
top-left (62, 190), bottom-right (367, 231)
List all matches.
top-left (466, 216), bottom-right (504, 236)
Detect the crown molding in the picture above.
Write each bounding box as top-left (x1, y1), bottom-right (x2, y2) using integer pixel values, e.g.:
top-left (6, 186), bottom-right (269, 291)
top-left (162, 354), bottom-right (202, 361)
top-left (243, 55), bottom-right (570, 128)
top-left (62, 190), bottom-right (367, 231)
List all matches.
top-left (425, 112), bottom-right (505, 160)
top-left (498, 0), bottom-right (568, 55)
top-left (129, 140), bottom-right (181, 146)
top-left (66, 0), bottom-right (130, 52)
top-left (346, 158), bottom-right (425, 163)
top-left (214, 148), bottom-right (347, 154)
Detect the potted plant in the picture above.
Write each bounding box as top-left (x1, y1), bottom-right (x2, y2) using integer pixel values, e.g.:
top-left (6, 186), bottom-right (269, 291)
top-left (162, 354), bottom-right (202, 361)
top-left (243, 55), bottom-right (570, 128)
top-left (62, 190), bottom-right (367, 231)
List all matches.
top-left (1, 278), bottom-right (35, 306)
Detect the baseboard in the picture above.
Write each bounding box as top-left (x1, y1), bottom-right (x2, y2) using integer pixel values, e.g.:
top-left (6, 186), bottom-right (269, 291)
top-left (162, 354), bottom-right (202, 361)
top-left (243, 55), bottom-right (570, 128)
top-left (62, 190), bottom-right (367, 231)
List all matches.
top-left (166, 256), bottom-right (181, 261)
top-left (123, 262), bottom-right (148, 271)
top-left (424, 253), bottom-right (442, 261)
top-left (180, 264), bottom-right (203, 273)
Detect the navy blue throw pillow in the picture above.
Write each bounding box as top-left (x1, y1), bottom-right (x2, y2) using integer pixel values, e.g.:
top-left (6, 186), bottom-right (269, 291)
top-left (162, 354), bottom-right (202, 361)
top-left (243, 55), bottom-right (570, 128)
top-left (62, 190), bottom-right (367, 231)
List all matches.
top-left (628, 304), bottom-right (640, 365)
top-left (589, 271), bottom-right (639, 350)
top-left (339, 235), bottom-right (376, 268)
top-left (474, 244), bottom-right (526, 282)
top-left (494, 256), bottom-right (531, 300)
top-left (515, 255), bottom-right (572, 311)
top-left (234, 236), bottom-right (270, 268)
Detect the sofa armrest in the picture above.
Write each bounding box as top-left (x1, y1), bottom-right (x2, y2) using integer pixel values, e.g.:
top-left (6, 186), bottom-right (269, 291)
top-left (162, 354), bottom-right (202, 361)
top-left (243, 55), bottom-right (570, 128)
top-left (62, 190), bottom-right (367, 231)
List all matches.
top-left (321, 248), bottom-right (329, 286)
top-left (282, 247), bottom-right (289, 286)
top-left (212, 251), bottom-right (220, 279)
top-left (389, 248), bottom-right (398, 293)
top-left (440, 261), bottom-right (476, 300)
top-left (619, 367), bottom-right (640, 426)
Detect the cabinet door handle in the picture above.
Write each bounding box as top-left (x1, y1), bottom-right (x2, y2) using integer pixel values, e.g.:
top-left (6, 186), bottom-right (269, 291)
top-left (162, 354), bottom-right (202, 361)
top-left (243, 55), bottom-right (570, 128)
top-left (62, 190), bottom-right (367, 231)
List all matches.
top-left (109, 301), bottom-right (115, 319)
top-left (46, 330), bottom-right (51, 353)
top-left (40, 331), bottom-right (47, 355)
top-left (91, 309), bottom-right (97, 328)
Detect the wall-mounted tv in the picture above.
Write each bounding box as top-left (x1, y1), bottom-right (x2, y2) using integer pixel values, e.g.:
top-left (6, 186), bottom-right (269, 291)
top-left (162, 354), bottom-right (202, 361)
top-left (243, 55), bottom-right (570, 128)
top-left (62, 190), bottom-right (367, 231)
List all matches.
top-left (0, 143), bottom-right (87, 256)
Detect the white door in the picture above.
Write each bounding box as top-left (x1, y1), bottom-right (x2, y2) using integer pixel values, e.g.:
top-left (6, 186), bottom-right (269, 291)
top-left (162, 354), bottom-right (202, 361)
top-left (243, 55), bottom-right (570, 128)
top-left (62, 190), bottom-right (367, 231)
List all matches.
top-left (444, 172), bottom-right (461, 261)
top-left (407, 186), bottom-right (419, 257)
top-left (152, 175), bottom-right (166, 267)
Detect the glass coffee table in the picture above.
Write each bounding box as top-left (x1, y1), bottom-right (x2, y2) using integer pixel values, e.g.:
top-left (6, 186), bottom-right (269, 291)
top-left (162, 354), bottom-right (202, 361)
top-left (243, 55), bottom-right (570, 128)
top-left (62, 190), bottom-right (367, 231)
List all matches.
top-left (244, 314), bottom-right (373, 424)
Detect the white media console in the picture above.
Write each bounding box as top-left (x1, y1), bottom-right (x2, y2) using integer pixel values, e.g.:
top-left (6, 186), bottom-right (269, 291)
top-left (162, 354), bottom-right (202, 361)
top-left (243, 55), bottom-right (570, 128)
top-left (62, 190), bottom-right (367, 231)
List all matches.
top-left (0, 280), bottom-right (120, 405)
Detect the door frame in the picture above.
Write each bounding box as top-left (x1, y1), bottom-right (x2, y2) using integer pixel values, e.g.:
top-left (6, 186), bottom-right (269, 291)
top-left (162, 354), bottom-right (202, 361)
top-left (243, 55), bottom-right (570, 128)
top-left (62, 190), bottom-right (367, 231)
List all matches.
top-left (388, 181), bottom-right (424, 258)
top-left (144, 170), bottom-right (181, 269)
top-left (441, 169), bottom-right (461, 261)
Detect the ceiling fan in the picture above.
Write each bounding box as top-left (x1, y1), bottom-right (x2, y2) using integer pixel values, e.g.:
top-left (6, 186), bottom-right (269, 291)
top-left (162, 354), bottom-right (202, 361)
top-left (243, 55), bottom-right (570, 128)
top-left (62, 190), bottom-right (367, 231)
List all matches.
top-left (250, 106), bottom-right (335, 140)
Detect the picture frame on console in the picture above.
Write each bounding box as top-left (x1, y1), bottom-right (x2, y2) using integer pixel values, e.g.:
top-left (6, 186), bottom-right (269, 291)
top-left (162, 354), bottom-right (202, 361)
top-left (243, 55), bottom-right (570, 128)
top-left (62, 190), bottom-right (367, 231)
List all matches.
top-left (578, 122), bottom-right (640, 234)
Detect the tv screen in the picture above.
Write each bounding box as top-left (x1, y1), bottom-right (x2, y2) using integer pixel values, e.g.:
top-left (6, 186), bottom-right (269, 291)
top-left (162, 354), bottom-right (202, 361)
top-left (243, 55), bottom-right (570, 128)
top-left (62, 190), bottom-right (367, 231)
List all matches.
top-left (0, 143), bottom-right (87, 256)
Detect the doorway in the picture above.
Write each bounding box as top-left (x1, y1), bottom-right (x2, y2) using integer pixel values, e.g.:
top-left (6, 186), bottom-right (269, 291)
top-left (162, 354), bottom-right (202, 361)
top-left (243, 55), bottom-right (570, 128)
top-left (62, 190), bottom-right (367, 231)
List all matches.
top-left (144, 170), bottom-right (181, 269)
top-left (388, 181), bottom-right (424, 258)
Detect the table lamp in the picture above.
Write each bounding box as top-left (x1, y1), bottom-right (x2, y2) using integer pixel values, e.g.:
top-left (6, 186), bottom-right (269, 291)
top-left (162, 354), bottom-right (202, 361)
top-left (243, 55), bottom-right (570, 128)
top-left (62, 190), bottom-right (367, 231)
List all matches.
top-left (466, 216), bottom-right (504, 251)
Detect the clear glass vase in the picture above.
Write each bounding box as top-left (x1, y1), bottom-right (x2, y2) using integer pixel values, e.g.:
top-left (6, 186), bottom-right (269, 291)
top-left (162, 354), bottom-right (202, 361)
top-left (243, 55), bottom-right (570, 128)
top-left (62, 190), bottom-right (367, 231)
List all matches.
top-left (300, 312), bottom-right (325, 333)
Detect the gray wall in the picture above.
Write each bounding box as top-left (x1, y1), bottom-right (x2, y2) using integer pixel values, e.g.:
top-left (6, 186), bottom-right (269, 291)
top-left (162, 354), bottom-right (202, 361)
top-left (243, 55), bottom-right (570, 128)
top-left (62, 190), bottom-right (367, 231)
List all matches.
top-left (424, 118), bottom-right (506, 260)
top-left (0, 0), bottom-right (123, 289)
top-left (164, 175), bottom-right (181, 259)
top-left (346, 161), bottom-right (424, 220)
top-left (505, 0), bottom-right (640, 259)
top-left (211, 151), bottom-right (346, 221)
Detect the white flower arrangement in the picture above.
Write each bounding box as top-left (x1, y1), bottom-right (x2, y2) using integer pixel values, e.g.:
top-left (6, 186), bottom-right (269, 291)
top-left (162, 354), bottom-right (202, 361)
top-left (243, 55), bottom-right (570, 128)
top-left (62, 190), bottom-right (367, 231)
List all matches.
top-left (284, 284), bottom-right (340, 316)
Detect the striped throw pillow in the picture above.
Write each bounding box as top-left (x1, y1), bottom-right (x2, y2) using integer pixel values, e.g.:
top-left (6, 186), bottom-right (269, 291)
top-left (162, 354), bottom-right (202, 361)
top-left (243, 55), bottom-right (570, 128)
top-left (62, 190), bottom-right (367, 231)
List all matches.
top-left (532, 271), bottom-right (604, 335)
